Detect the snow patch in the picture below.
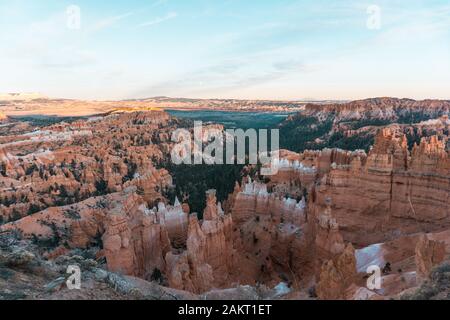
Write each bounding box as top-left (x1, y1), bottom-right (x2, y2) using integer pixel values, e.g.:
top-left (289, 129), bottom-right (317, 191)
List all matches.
top-left (356, 243), bottom-right (385, 273)
top-left (273, 282), bottom-right (291, 296)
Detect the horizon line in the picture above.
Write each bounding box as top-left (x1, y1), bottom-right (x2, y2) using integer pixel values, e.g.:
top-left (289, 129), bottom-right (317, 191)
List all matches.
top-left (2, 93), bottom-right (450, 103)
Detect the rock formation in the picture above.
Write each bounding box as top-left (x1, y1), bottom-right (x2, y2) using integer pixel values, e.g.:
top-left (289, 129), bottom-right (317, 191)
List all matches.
top-left (316, 243), bottom-right (357, 300)
top-left (310, 129), bottom-right (449, 246)
top-left (165, 190), bottom-right (235, 293)
top-left (415, 234), bottom-right (446, 281)
top-left (226, 177), bottom-right (313, 288)
top-left (101, 191), bottom-right (172, 279)
top-left (230, 177), bottom-right (306, 228)
top-left (155, 198), bottom-right (189, 248)
top-left (314, 198), bottom-right (345, 261)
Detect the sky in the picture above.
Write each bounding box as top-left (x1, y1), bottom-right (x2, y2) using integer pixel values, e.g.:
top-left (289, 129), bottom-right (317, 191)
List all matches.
top-left (0, 0), bottom-right (449, 101)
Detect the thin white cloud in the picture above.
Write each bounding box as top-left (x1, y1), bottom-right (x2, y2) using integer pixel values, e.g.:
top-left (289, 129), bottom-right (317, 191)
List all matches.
top-left (93, 12), bottom-right (134, 31)
top-left (139, 12), bottom-right (177, 27)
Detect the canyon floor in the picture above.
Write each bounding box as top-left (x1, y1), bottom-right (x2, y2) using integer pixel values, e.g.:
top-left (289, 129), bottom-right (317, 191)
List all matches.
top-left (0, 97), bottom-right (449, 300)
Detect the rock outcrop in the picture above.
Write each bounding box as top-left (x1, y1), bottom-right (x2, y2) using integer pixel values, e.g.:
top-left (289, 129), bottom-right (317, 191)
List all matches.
top-left (165, 190), bottom-right (235, 293)
top-left (101, 192), bottom-right (172, 279)
top-left (316, 243), bottom-right (357, 300)
top-left (415, 234), bottom-right (446, 281)
top-left (226, 176), bottom-right (314, 288)
top-left (230, 177), bottom-right (306, 228)
top-left (150, 198), bottom-right (189, 248)
top-left (314, 198), bottom-right (345, 258)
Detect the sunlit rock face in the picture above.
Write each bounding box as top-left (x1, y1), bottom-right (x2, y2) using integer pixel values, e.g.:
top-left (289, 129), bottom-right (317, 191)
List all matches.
top-left (0, 111), bottom-right (8, 122)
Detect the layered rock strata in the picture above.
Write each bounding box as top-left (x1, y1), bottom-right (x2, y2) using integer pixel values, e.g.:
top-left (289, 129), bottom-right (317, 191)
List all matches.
top-left (311, 129), bottom-right (449, 246)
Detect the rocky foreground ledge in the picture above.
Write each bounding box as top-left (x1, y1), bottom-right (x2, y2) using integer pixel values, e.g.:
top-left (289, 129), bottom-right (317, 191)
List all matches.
top-left (0, 230), bottom-right (298, 300)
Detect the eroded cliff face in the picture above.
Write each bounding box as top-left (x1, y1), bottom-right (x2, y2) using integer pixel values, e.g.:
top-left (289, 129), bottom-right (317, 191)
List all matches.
top-left (311, 129), bottom-right (449, 246)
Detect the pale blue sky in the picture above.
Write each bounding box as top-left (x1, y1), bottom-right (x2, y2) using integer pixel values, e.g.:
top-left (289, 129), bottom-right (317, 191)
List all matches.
top-left (1, 0), bottom-right (449, 100)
